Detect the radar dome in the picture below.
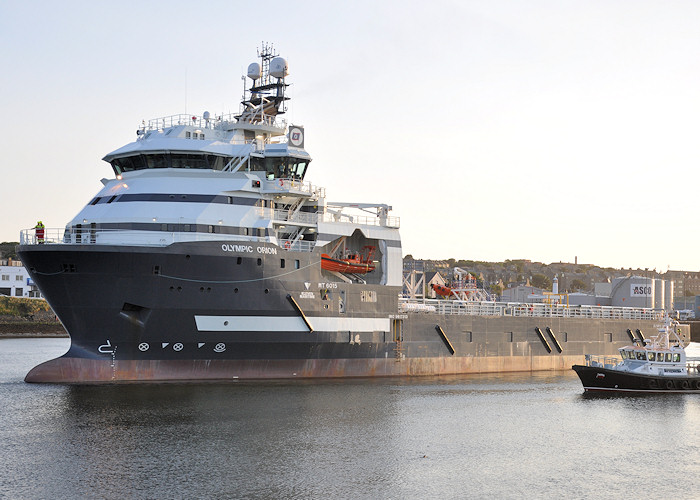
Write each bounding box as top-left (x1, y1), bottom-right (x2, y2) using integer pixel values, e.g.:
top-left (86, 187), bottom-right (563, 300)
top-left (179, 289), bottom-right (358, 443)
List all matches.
top-left (247, 62), bottom-right (261, 80)
top-left (269, 57), bottom-right (288, 78)
top-left (203, 111), bottom-right (211, 120)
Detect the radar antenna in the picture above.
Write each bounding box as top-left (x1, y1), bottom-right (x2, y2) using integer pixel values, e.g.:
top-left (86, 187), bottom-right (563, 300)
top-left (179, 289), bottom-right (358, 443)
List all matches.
top-left (236, 42), bottom-right (289, 124)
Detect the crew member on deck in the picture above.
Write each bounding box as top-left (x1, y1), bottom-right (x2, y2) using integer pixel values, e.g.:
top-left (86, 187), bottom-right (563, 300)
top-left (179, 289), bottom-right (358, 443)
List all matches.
top-left (35, 221), bottom-right (45, 244)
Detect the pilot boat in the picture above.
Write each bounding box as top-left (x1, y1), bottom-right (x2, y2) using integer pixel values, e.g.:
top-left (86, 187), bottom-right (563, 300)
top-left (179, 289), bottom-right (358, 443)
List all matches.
top-left (572, 317), bottom-right (700, 393)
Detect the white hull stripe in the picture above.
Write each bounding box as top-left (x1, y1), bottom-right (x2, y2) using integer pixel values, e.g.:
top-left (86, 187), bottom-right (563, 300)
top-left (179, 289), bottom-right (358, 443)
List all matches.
top-left (194, 315), bottom-right (390, 333)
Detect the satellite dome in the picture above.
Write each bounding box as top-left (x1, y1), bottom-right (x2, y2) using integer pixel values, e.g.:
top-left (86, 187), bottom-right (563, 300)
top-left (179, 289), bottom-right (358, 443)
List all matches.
top-left (247, 62), bottom-right (261, 81)
top-left (269, 57), bottom-right (288, 79)
top-left (203, 111), bottom-right (211, 120)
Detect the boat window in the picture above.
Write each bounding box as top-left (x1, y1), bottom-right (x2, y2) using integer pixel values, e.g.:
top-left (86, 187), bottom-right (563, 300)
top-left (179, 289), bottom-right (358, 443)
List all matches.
top-left (288, 159), bottom-right (309, 180)
top-left (665, 353), bottom-right (672, 362)
top-left (110, 153), bottom-right (232, 174)
top-left (208, 155), bottom-right (232, 171)
top-left (673, 353), bottom-right (681, 363)
top-left (648, 352), bottom-right (656, 361)
top-left (144, 154), bottom-right (168, 169)
top-left (635, 351), bottom-right (646, 361)
top-left (170, 153), bottom-right (209, 169)
top-left (248, 156), bottom-right (310, 180)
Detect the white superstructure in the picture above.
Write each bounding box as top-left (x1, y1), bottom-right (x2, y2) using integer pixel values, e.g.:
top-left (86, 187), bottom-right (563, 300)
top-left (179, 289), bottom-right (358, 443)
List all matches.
top-left (19, 45), bottom-right (403, 287)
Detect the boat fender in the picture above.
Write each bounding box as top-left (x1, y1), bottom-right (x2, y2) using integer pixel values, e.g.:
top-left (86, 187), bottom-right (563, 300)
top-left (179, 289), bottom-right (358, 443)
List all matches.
top-left (681, 380), bottom-right (690, 390)
top-left (649, 379), bottom-right (658, 389)
top-left (665, 380), bottom-right (674, 390)
top-left (695, 380), bottom-right (700, 390)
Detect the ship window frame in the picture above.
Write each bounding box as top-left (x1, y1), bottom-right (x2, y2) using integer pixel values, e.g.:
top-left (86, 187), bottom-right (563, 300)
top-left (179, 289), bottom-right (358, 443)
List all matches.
top-left (648, 352), bottom-right (656, 361)
top-left (280, 259), bottom-right (285, 268)
top-left (110, 153), bottom-right (233, 174)
top-left (665, 353), bottom-right (672, 362)
top-left (673, 353), bottom-right (681, 363)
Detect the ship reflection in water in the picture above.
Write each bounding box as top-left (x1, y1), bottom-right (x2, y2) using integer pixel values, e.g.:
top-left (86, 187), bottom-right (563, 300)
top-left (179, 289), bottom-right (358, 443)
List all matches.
top-left (3, 338), bottom-right (700, 498)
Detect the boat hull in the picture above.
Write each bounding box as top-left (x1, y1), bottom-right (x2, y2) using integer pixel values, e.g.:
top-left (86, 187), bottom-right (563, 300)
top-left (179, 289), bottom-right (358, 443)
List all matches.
top-left (19, 241), bottom-right (663, 383)
top-left (572, 364), bottom-right (700, 393)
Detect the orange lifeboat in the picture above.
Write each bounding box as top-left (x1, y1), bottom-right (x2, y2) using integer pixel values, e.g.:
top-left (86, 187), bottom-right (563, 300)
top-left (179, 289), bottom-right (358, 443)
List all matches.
top-left (321, 246), bottom-right (375, 274)
top-left (431, 284), bottom-right (453, 297)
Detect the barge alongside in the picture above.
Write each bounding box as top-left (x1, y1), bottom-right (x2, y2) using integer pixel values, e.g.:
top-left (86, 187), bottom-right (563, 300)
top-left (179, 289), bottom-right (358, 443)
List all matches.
top-left (19, 46), bottom-right (666, 383)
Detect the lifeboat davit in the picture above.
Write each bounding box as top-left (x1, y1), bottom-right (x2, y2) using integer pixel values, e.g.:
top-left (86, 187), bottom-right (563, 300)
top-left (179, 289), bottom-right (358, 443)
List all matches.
top-left (431, 284), bottom-right (453, 297)
top-left (321, 246), bottom-right (376, 274)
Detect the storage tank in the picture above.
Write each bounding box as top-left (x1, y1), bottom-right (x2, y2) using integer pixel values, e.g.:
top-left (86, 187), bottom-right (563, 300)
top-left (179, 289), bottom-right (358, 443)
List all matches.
top-left (611, 276), bottom-right (655, 308)
top-left (664, 280), bottom-right (674, 310)
top-left (654, 279), bottom-right (665, 310)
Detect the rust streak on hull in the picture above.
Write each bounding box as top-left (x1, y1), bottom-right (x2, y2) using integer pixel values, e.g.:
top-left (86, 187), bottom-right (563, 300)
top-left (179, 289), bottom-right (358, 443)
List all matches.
top-left (25, 354), bottom-right (586, 384)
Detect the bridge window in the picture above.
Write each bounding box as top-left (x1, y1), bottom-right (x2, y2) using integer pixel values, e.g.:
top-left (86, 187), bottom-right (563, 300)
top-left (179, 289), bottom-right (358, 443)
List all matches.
top-left (110, 153), bottom-right (233, 174)
top-left (249, 156), bottom-right (310, 180)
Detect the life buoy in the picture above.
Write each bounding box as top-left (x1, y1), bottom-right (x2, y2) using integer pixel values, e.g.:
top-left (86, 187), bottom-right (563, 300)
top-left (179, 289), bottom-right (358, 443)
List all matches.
top-left (284, 241), bottom-right (291, 249)
top-left (665, 380), bottom-right (674, 390)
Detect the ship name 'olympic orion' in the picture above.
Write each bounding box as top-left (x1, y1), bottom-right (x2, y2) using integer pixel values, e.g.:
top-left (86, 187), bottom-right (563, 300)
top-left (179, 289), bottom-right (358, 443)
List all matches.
top-left (221, 244), bottom-right (278, 254)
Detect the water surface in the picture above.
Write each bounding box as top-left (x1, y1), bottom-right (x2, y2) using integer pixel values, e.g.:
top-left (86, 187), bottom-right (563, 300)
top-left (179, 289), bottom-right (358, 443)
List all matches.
top-left (2, 338), bottom-right (699, 499)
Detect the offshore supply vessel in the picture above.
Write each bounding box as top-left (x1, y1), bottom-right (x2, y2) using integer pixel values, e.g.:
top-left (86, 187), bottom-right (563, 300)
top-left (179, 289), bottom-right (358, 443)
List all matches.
top-left (19, 46), bottom-right (664, 383)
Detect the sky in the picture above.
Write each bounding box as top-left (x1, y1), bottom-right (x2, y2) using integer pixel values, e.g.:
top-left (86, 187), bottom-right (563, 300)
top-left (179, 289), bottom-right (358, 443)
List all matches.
top-left (2, 0), bottom-right (700, 272)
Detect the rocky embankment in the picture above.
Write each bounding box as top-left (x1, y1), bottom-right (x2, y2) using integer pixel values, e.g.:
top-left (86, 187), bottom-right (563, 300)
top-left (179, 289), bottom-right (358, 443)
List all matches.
top-left (0, 310), bottom-right (68, 338)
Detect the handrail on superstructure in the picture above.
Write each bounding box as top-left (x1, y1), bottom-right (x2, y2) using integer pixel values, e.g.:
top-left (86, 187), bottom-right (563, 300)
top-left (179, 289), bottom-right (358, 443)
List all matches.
top-left (20, 228), bottom-right (276, 248)
top-left (140, 112), bottom-right (286, 133)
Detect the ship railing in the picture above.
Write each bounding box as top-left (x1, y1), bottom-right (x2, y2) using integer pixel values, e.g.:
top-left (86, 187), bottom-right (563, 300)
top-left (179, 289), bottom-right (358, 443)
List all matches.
top-left (399, 298), bottom-right (664, 321)
top-left (260, 208), bottom-right (320, 225)
top-left (260, 179), bottom-right (324, 197)
top-left (141, 112), bottom-right (285, 132)
top-left (583, 354), bottom-right (620, 369)
top-left (259, 205), bottom-right (399, 229)
top-left (278, 239), bottom-right (315, 252)
top-left (20, 228), bottom-right (274, 247)
top-left (319, 212), bottom-right (401, 228)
